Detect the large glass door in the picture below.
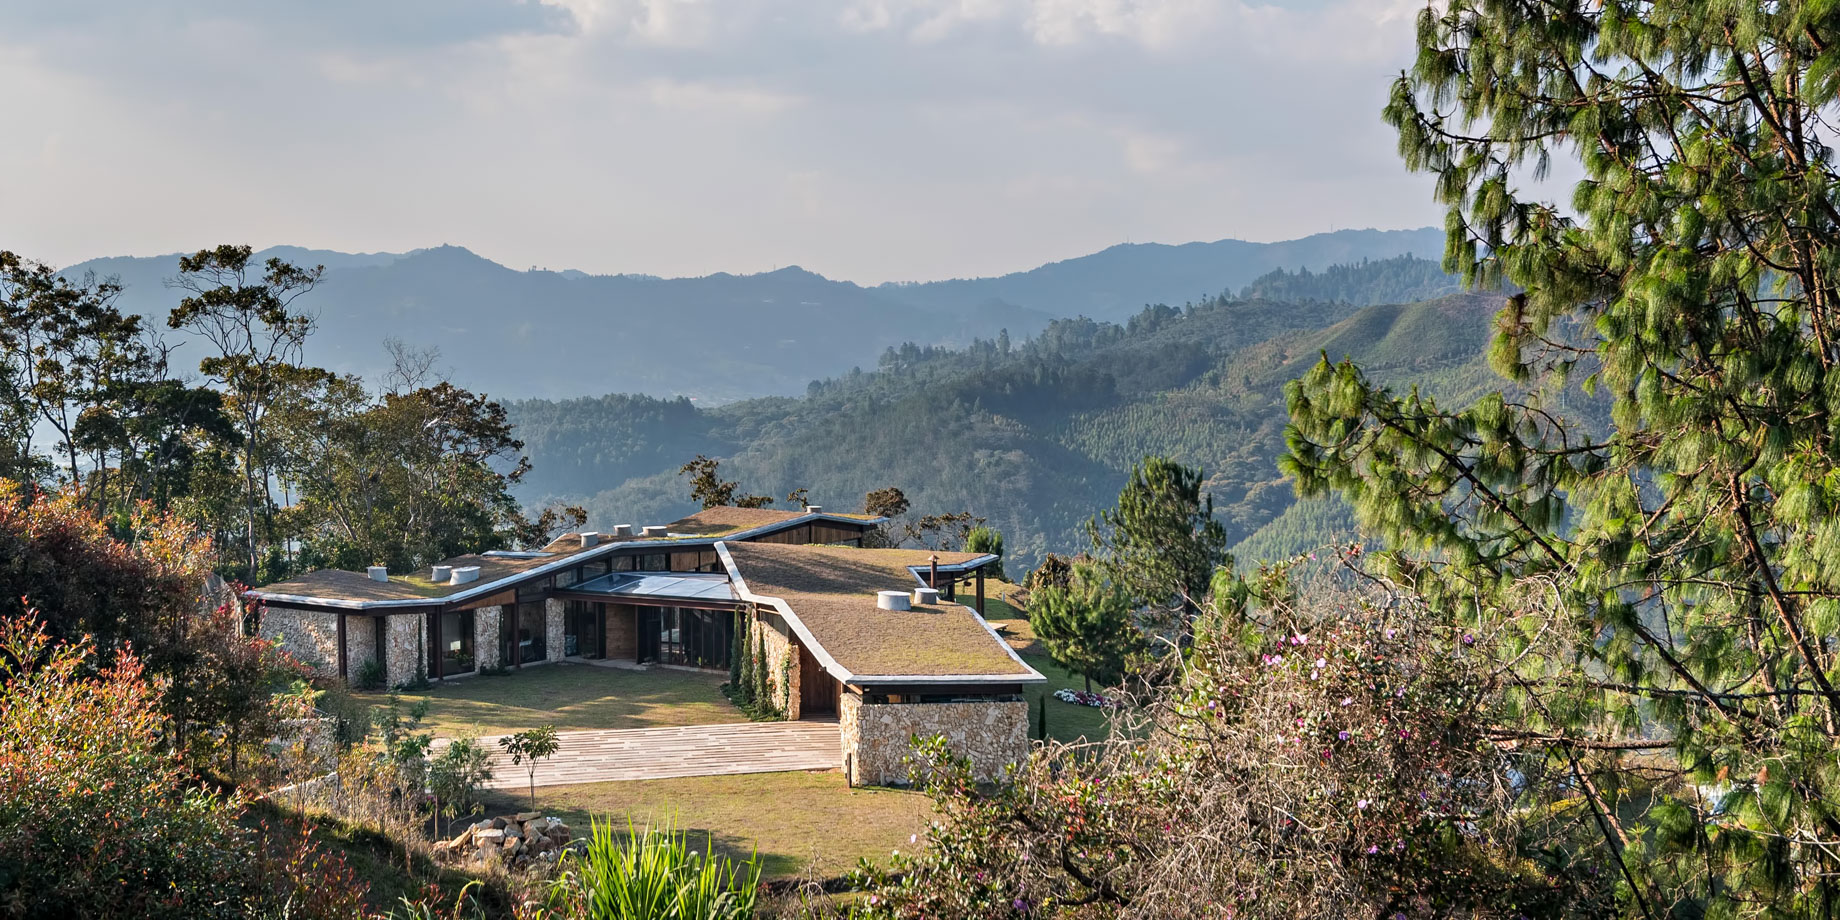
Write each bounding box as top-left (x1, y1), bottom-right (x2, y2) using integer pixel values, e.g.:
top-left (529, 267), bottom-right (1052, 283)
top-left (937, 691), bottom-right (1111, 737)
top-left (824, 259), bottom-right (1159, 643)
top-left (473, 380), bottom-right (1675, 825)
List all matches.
top-left (640, 607), bottom-right (732, 669)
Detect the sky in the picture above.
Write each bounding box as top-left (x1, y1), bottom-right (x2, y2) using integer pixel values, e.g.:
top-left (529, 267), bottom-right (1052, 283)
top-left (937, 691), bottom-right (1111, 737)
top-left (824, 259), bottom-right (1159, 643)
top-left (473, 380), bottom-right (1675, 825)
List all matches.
top-left (0, 0), bottom-right (1444, 284)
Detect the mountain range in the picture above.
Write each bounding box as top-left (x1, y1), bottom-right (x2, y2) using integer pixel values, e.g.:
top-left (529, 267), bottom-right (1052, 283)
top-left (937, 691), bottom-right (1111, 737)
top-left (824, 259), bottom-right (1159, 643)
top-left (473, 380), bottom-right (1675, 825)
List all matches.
top-left (502, 258), bottom-right (1513, 570)
top-left (63, 227), bottom-right (1447, 404)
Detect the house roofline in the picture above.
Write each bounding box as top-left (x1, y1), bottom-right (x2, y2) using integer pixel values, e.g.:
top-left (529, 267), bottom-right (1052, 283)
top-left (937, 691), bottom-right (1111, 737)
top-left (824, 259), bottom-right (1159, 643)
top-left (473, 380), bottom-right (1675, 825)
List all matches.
top-left (715, 541), bottom-right (1044, 686)
top-left (245, 511), bottom-right (886, 610)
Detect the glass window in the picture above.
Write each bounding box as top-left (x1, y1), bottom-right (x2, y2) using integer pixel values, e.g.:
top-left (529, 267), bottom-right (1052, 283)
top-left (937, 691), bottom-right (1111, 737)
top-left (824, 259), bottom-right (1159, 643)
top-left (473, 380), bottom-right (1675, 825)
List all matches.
top-left (438, 610), bottom-right (475, 675)
top-left (639, 553), bottom-right (668, 572)
top-left (641, 607), bottom-right (732, 669)
top-left (579, 558), bottom-right (610, 580)
top-left (517, 601), bottom-right (546, 662)
top-left (515, 578), bottom-right (550, 601)
top-left (555, 567), bottom-right (577, 588)
top-left (611, 555), bottom-right (636, 572)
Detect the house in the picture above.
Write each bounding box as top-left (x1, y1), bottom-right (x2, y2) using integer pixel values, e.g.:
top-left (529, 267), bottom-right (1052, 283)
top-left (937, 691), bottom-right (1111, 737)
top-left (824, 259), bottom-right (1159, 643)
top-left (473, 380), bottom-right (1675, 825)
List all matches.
top-left (247, 506), bottom-right (1044, 784)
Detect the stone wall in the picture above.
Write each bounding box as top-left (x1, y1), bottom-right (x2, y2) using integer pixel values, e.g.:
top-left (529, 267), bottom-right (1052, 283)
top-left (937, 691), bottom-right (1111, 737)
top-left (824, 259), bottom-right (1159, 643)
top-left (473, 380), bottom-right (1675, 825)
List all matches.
top-left (385, 613), bottom-right (426, 688)
top-left (754, 609), bottom-right (800, 719)
top-left (474, 606), bottom-right (502, 671)
top-left (260, 605), bottom-right (340, 677)
top-left (841, 696), bottom-right (1029, 786)
top-left (544, 598), bottom-right (566, 661)
top-left (346, 615), bottom-right (378, 680)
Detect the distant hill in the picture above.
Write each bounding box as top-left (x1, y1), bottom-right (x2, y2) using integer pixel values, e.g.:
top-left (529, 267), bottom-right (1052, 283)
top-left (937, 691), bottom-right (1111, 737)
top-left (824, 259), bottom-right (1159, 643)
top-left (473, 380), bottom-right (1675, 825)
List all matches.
top-left (507, 260), bottom-right (1517, 570)
top-left (873, 228), bottom-right (1448, 323)
top-left (60, 229), bottom-right (1444, 403)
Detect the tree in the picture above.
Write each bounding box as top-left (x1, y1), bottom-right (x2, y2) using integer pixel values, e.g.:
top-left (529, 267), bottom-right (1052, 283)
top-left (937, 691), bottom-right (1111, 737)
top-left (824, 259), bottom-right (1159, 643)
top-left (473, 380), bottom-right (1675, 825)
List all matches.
top-left (904, 510), bottom-right (984, 551)
top-left (862, 486), bottom-right (910, 547)
top-left (677, 454), bottom-right (774, 509)
top-left (167, 245), bottom-right (324, 578)
top-left (1027, 564), bottom-right (1139, 692)
top-left (1278, 3), bottom-right (1840, 915)
top-left (1088, 457), bottom-right (1228, 623)
top-left (276, 373), bottom-right (555, 572)
top-left (499, 725), bottom-right (560, 808)
top-left (963, 525), bottom-right (1007, 581)
top-left (428, 736), bottom-right (494, 837)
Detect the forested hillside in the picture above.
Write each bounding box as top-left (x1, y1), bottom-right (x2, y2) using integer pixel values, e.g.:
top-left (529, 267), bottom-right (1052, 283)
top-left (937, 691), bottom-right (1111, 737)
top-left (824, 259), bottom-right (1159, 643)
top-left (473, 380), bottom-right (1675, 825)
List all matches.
top-left (509, 262), bottom-right (1511, 569)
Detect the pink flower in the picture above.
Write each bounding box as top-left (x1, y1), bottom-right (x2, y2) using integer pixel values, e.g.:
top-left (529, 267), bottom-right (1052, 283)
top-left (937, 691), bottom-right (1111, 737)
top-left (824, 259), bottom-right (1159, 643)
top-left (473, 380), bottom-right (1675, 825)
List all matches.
top-left (1341, 697), bottom-right (1353, 707)
top-left (1357, 799), bottom-right (1369, 810)
top-left (1315, 657), bottom-right (1327, 669)
top-left (1291, 634), bottom-right (1309, 646)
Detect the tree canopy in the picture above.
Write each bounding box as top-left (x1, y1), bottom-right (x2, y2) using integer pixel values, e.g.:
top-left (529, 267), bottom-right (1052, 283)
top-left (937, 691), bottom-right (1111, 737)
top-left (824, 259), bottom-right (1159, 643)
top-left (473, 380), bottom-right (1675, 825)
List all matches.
top-left (1282, 1), bottom-right (1840, 914)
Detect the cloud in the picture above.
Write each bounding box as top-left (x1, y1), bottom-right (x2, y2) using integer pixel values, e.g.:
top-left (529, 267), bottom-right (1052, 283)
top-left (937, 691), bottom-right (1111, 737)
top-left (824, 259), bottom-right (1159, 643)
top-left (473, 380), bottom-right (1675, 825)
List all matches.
top-left (0, 0), bottom-right (1443, 283)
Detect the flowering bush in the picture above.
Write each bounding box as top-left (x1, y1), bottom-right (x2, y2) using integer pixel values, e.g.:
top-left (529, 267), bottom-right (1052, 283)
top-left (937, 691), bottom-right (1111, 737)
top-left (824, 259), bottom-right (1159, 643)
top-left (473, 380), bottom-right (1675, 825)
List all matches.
top-left (0, 613), bottom-right (363, 919)
top-left (829, 556), bottom-right (1605, 919)
top-left (1051, 688), bottom-right (1118, 708)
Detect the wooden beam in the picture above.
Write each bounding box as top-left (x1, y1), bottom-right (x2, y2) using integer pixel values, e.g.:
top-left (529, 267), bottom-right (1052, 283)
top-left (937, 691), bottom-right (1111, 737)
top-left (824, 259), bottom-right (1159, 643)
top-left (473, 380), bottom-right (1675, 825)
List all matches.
top-left (337, 613), bottom-right (349, 682)
top-left (431, 610), bottom-right (444, 681)
top-left (975, 569), bottom-right (985, 616)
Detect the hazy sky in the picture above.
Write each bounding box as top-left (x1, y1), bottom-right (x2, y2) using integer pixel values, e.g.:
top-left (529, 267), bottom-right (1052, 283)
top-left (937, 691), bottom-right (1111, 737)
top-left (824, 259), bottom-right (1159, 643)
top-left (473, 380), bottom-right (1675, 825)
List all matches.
top-left (0, 0), bottom-right (1442, 283)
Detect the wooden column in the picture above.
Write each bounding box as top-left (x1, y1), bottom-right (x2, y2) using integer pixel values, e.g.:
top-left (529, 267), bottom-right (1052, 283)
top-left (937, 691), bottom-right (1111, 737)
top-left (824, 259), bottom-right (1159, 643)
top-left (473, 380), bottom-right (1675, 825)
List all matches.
top-left (430, 610), bottom-right (443, 680)
top-left (512, 606), bottom-right (522, 669)
top-left (975, 569), bottom-right (985, 616)
top-left (337, 613), bottom-right (349, 682)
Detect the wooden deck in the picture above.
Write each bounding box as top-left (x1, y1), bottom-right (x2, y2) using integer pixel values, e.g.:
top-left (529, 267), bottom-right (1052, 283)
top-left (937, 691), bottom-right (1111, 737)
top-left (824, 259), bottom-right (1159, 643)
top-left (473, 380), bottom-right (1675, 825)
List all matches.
top-left (448, 720), bottom-right (843, 789)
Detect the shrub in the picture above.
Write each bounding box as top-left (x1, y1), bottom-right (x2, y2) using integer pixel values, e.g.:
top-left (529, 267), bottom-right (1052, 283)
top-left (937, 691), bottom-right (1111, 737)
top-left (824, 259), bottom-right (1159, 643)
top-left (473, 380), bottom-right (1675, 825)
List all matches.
top-left (844, 560), bottom-right (1605, 918)
top-left (544, 819), bottom-right (763, 920)
top-left (0, 614), bottom-right (361, 919)
top-left (356, 657), bottom-right (387, 690)
top-left (428, 736), bottom-right (494, 834)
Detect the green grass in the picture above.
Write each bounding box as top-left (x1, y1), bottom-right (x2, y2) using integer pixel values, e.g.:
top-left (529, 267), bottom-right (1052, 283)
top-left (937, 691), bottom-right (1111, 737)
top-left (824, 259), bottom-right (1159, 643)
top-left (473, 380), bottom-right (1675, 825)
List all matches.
top-left (375, 661), bottom-right (747, 737)
top-left (983, 599), bottom-right (1114, 745)
top-left (475, 771), bottom-right (931, 880)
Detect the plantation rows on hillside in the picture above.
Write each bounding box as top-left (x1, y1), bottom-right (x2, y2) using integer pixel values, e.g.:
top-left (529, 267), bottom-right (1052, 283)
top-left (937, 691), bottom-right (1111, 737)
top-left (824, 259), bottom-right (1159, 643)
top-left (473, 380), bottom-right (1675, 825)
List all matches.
top-left (509, 265), bottom-right (1513, 569)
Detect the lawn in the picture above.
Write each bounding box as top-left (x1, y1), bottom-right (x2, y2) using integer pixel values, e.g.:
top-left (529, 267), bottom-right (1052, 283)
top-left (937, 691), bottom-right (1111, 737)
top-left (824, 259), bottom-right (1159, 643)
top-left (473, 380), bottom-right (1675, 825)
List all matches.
top-left (980, 586), bottom-right (1115, 745)
top-left (475, 771), bottom-right (932, 879)
top-left (374, 661), bottom-right (747, 738)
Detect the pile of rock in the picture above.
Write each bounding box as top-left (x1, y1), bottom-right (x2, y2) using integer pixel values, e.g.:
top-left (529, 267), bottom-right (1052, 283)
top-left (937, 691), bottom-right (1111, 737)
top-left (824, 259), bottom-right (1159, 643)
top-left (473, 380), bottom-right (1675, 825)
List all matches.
top-left (433, 811), bottom-right (574, 868)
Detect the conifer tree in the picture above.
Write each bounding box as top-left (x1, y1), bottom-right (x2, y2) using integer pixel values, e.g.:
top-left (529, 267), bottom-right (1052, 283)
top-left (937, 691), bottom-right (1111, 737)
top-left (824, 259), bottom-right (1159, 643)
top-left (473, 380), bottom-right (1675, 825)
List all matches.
top-left (1088, 457), bottom-right (1228, 623)
top-left (1285, 3), bottom-right (1840, 914)
top-left (1028, 564), bottom-right (1140, 693)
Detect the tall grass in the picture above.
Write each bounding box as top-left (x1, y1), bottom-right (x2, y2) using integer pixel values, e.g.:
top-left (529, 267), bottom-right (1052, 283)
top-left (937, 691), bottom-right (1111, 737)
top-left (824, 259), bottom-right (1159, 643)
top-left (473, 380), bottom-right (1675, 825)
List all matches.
top-left (555, 818), bottom-right (762, 920)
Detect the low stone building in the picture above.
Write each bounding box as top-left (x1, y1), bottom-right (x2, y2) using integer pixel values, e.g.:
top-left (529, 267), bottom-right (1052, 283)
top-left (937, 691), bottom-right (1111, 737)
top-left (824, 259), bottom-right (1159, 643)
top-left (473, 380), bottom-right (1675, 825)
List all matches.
top-left (248, 506), bottom-right (1043, 785)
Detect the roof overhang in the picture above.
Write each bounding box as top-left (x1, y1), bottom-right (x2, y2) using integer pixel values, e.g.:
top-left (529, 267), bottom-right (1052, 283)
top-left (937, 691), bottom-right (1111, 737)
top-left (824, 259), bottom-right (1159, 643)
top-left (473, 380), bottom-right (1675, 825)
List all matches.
top-left (244, 510), bottom-right (888, 610)
top-left (715, 542), bottom-right (1045, 687)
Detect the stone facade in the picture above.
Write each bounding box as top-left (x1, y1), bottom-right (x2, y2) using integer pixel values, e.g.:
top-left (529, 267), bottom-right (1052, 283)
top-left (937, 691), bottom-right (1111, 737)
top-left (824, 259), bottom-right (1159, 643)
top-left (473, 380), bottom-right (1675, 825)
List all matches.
top-left (474, 606), bottom-right (502, 671)
top-left (385, 613), bottom-right (426, 688)
top-left (544, 598), bottom-right (566, 661)
top-left (346, 615), bottom-right (378, 679)
top-left (754, 610), bottom-right (801, 719)
top-left (841, 696), bottom-right (1029, 786)
top-left (260, 606), bottom-right (340, 677)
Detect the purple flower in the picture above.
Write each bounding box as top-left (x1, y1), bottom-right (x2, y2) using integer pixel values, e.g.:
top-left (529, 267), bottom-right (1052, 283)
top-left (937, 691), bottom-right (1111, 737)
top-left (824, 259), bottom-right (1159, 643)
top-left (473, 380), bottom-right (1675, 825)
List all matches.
top-left (1337, 730), bottom-right (1350, 741)
top-left (1341, 697), bottom-right (1353, 707)
top-left (1013, 897), bottom-right (1030, 913)
top-left (1462, 633), bottom-right (1475, 645)
top-left (1357, 799), bottom-right (1369, 810)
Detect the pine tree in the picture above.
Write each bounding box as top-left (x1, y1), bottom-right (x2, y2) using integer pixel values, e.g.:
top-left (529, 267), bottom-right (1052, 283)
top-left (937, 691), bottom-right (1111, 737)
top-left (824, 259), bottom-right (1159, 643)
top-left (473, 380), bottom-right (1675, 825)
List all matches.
top-left (1028, 564), bottom-right (1139, 693)
top-left (1283, 3), bottom-right (1840, 914)
top-left (1088, 456), bottom-right (1228, 623)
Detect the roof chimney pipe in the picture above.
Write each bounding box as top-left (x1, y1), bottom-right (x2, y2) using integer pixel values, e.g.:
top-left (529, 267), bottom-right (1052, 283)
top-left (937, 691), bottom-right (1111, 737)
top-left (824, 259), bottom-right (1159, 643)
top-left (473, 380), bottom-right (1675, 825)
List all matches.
top-left (580, 531), bottom-right (600, 548)
top-left (368, 566), bottom-right (389, 583)
top-left (641, 525), bottom-right (669, 539)
top-left (612, 524), bottom-right (634, 538)
top-left (430, 565), bottom-right (453, 583)
top-left (805, 505), bottom-right (822, 515)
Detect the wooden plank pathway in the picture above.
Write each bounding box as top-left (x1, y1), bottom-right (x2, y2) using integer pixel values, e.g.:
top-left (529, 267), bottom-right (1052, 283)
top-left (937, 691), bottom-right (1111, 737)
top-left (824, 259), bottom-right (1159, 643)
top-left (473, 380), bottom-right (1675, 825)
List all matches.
top-left (441, 721), bottom-right (842, 789)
